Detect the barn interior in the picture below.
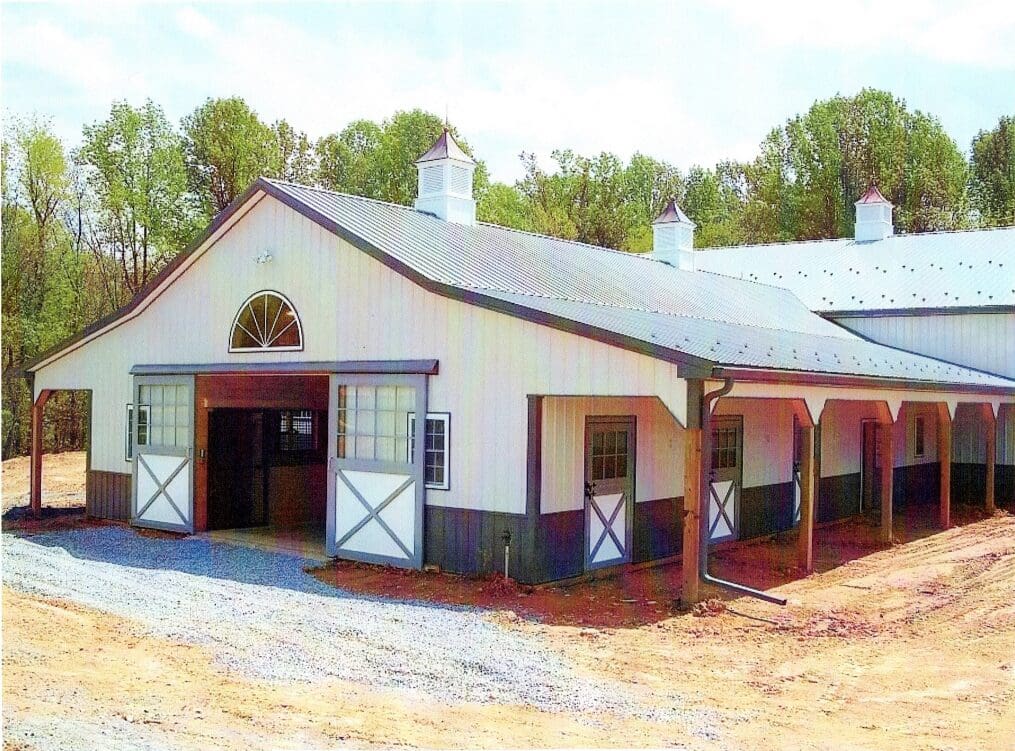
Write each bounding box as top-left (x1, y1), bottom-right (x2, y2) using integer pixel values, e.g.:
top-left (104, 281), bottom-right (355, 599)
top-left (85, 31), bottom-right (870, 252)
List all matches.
top-left (195, 374), bottom-right (329, 560)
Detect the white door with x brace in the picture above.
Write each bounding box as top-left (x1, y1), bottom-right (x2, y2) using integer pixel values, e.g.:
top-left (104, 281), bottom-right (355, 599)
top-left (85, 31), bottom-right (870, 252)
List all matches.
top-left (132, 375), bottom-right (195, 533)
top-left (328, 375), bottom-right (427, 569)
top-left (585, 417), bottom-right (635, 570)
top-left (709, 417), bottom-right (741, 543)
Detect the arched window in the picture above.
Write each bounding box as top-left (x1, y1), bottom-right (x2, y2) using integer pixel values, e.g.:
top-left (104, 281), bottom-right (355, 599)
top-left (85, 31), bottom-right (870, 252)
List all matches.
top-left (229, 291), bottom-right (303, 352)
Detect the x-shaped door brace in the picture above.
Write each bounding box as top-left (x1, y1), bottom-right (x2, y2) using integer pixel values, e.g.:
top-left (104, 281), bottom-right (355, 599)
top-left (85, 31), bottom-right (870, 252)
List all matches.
top-left (589, 493), bottom-right (625, 562)
top-left (137, 454), bottom-right (189, 525)
top-left (709, 481), bottom-right (735, 539)
top-left (336, 471), bottom-right (415, 560)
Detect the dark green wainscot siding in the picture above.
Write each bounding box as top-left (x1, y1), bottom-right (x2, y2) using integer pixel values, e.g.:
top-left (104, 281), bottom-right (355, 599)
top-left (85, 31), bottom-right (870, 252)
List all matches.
top-left (86, 470), bottom-right (132, 521)
top-left (738, 482), bottom-right (794, 540)
top-left (816, 473), bottom-right (861, 523)
top-left (632, 496), bottom-right (682, 563)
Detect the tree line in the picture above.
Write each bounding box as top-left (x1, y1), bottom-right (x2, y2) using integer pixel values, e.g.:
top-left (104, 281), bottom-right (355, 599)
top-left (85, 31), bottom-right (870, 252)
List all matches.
top-left (3, 88), bottom-right (1013, 457)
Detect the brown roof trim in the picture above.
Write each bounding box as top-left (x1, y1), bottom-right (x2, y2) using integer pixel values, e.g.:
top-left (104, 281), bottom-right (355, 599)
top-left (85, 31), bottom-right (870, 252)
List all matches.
top-left (130, 360), bottom-right (440, 376)
top-left (713, 367), bottom-right (1015, 397)
top-left (25, 185), bottom-right (268, 372)
top-left (825, 304), bottom-right (1015, 319)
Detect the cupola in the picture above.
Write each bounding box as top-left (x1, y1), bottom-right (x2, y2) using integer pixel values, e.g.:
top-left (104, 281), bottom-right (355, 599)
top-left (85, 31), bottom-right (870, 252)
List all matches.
top-left (651, 199), bottom-right (696, 270)
top-left (414, 129), bottom-right (476, 225)
top-left (854, 184), bottom-right (893, 242)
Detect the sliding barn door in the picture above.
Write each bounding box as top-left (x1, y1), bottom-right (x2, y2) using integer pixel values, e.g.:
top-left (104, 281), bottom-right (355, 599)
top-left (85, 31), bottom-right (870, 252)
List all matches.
top-left (327, 374), bottom-right (427, 568)
top-left (132, 375), bottom-right (195, 533)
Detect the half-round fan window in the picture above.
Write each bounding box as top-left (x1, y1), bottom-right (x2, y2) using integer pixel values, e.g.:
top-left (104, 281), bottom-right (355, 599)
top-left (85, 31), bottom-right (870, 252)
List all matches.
top-left (230, 291), bottom-right (303, 352)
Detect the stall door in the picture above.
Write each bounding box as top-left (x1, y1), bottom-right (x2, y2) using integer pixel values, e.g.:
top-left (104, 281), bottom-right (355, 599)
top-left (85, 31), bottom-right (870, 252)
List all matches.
top-left (585, 417), bottom-right (635, 570)
top-left (328, 375), bottom-right (427, 569)
top-left (132, 375), bottom-right (195, 532)
top-left (709, 417), bottom-right (742, 543)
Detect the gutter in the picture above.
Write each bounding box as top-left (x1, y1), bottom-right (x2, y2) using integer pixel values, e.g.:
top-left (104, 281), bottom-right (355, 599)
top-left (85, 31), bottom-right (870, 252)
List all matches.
top-left (699, 377), bottom-right (788, 607)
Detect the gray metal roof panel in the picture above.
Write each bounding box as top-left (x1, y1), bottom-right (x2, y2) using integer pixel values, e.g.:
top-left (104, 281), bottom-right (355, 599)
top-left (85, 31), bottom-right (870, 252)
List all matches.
top-left (695, 227), bottom-right (1015, 312)
top-left (263, 179), bottom-right (1015, 390)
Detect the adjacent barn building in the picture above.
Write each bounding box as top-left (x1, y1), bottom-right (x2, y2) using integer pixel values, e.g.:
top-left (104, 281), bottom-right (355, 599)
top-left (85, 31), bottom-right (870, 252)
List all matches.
top-left (25, 132), bottom-right (1015, 601)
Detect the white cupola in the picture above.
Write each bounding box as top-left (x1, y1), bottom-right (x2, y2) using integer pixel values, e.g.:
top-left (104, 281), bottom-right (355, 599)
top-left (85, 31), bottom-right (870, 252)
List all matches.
top-left (414, 129), bottom-right (476, 225)
top-left (650, 199), bottom-right (696, 270)
top-left (854, 184), bottom-right (893, 242)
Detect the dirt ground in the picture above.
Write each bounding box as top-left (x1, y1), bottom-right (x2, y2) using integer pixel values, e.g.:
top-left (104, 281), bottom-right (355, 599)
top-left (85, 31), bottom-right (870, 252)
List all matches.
top-left (1, 451), bottom-right (86, 512)
top-left (3, 453), bottom-right (1014, 749)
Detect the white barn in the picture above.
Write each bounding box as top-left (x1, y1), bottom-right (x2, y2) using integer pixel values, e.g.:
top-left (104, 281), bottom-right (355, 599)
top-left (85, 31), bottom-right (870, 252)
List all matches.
top-left (25, 132), bottom-right (1015, 601)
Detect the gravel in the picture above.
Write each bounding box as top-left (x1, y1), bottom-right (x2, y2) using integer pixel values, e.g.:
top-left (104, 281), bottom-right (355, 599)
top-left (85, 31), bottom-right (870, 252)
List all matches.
top-left (3, 527), bottom-right (711, 733)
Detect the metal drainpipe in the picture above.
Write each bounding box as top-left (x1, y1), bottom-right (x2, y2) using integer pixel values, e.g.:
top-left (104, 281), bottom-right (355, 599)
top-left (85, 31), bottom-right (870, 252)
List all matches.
top-left (699, 377), bottom-right (788, 606)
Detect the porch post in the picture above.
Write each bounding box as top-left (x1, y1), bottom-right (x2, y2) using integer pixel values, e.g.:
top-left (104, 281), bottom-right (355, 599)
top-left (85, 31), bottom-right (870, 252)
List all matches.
top-left (937, 403), bottom-right (952, 529)
top-left (796, 422), bottom-right (816, 572)
top-left (983, 404), bottom-right (996, 514)
top-left (30, 389), bottom-right (53, 516)
top-left (878, 417), bottom-right (894, 544)
top-left (682, 379), bottom-right (704, 605)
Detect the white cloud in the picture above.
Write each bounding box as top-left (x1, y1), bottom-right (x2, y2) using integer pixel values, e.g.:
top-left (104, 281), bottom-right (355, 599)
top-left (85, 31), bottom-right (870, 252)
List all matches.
top-left (3, 18), bottom-right (149, 103)
top-left (175, 6), bottom-right (217, 40)
top-left (707, 0), bottom-right (1015, 69)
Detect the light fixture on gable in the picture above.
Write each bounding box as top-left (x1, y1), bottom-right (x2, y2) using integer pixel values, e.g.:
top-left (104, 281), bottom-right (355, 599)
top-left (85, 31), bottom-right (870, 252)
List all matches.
top-left (255, 250), bottom-right (273, 265)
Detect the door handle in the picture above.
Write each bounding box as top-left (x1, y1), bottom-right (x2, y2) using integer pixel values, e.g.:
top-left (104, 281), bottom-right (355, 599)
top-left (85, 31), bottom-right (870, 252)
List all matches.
top-left (584, 481), bottom-right (597, 499)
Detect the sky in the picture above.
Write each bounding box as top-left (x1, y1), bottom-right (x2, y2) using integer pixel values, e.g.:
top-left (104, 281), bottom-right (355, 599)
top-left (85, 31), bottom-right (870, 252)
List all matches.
top-left (3, 1), bottom-right (1014, 183)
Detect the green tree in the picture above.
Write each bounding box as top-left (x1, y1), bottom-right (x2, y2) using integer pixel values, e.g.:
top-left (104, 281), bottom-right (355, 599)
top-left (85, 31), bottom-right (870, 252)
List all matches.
top-left (181, 97), bottom-right (278, 214)
top-left (273, 119), bottom-right (315, 184)
top-left (2, 120), bottom-right (92, 456)
top-left (78, 100), bottom-right (201, 298)
top-left (970, 115), bottom-right (1015, 227)
top-left (476, 183), bottom-right (534, 231)
top-left (314, 110), bottom-right (488, 205)
top-left (741, 89), bottom-right (968, 241)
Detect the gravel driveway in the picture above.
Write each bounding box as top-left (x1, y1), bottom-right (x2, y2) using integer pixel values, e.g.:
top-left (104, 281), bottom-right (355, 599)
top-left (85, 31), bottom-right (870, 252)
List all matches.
top-left (3, 527), bottom-right (708, 732)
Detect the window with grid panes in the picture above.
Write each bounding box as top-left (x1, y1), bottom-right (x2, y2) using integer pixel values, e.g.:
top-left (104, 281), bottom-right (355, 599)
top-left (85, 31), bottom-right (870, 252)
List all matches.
top-left (336, 385), bottom-right (414, 462)
top-left (590, 428), bottom-right (629, 481)
top-left (711, 427), bottom-right (738, 470)
top-left (408, 413), bottom-right (450, 489)
top-left (279, 410), bottom-right (314, 452)
top-left (137, 384), bottom-right (189, 448)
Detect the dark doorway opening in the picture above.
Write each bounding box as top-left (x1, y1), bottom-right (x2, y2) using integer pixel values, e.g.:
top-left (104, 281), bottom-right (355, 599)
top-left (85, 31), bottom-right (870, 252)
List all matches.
top-left (207, 407), bottom-right (327, 532)
top-left (861, 419), bottom-right (880, 512)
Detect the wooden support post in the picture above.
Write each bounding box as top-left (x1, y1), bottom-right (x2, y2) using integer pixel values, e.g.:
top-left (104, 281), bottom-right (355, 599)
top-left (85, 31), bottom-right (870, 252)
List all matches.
top-left (937, 404), bottom-right (952, 529)
top-left (796, 423), bottom-right (816, 572)
top-left (879, 419), bottom-right (894, 544)
top-left (984, 405), bottom-right (996, 514)
top-left (681, 380), bottom-right (704, 605)
top-left (29, 389), bottom-right (53, 516)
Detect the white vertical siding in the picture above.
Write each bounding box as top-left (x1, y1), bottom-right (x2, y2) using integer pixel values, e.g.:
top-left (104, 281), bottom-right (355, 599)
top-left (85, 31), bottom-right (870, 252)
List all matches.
top-left (894, 402), bottom-right (939, 466)
top-left (837, 312), bottom-right (1015, 379)
top-left (33, 196), bottom-right (690, 515)
top-left (818, 400), bottom-right (880, 478)
top-left (714, 398), bottom-right (796, 488)
top-left (540, 397), bottom-right (684, 514)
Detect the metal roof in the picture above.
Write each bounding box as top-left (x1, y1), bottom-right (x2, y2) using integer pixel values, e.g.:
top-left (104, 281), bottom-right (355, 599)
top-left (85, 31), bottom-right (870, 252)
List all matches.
top-left (415, 129), bottom-right (474, 165)
top-left (265, 179), bottom-right (1014, 390)
top-left (653, 199), bottom-right (694, 226)
top-left (856, 185), bottom-right (891, 205)
top-left (695, 226), bottom-right (1015, 314)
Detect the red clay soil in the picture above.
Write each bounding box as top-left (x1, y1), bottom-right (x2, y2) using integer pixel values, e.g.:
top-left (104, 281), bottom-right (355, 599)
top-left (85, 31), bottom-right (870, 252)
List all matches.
top-left (310, 502), bottom-right (1000, 629)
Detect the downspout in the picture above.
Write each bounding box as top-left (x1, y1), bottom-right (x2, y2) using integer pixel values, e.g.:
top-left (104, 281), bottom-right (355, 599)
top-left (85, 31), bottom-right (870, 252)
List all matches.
top-left (699, 377), bottom-right (788, 606)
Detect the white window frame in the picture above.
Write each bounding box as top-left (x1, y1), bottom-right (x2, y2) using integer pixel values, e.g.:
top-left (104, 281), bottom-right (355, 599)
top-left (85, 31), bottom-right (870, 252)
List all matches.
top-left (228, 290), bottom-right (304, 353)
top-left (125, 403), bottom-right (151, 461)
top-left (407, 412), bottom-right (450, 490)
